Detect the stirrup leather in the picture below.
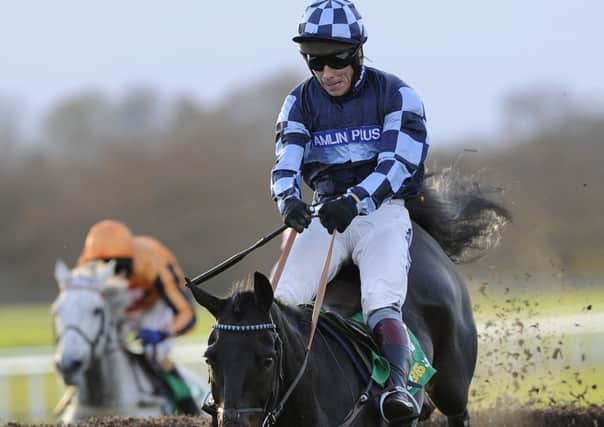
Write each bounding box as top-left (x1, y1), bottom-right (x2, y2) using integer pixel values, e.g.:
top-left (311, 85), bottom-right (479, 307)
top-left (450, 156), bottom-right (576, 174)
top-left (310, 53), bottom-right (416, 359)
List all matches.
top-left (378, 386), bottom-right (420, 424)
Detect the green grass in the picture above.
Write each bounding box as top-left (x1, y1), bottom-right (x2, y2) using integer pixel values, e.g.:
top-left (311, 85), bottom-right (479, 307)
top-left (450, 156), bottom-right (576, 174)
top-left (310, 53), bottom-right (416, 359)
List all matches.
top-left (0, 305), bottom-right (215, 349)
top-left (1, 290), bottom-right (603, 422)
top-left (1, 286), bottom-right (603, 349)
top-left (0, 305), bottom-right (55, 348)
top-left (469, 286), bottom-right (604, 321)
top-left (470, 365), bottom-right (604, 409)
top-left (6, 374), bottom-right (64, 422)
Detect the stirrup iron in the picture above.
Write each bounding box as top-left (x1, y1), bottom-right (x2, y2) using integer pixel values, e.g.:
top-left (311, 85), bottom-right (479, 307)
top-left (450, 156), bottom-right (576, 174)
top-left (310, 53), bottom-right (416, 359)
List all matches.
top-left (378, 386), bottom-right (420, 424)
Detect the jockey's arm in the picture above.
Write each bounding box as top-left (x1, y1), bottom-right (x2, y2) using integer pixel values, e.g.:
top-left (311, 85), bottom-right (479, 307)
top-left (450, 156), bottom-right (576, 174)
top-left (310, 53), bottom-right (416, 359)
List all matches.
top-left (271, 90), bottom-right (310, 215)
top-left (348, 85), bottom-right (429, 215)
top-left (156, 266), bottom-right (196, 337)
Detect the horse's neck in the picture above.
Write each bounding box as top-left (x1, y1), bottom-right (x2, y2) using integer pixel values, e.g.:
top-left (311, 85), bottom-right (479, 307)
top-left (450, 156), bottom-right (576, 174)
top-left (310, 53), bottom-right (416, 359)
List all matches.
top-left (272, 303), bottom-right (360, 426)
top-left (273, 305), bottom-right (318, 398)
top-left (273, 304), bottom-right (309, 371)
top-left (78, 328), bottom-right (146, 407)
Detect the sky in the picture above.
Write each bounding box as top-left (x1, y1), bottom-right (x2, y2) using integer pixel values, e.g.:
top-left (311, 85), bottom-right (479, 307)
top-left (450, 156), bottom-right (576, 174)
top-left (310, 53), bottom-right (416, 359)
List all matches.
top-left (1, 0), bottom-right (603, 142)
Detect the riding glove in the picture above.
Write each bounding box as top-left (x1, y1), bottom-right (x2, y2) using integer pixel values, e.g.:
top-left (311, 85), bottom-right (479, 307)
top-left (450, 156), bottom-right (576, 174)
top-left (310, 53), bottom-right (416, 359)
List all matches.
top-left (318, 195), bottom-right (359, 234)
top-left (137, 328), bottom-right (170, 346)
top-left (282, 197), bottom-right (312, 233)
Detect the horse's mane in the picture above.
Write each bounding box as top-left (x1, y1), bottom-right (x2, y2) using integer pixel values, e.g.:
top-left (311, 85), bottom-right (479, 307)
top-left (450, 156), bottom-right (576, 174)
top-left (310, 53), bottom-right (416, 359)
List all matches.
top-left (407, 167), bottom-right (511, 263)
top-left (227, 278), bottom-right (310, 330)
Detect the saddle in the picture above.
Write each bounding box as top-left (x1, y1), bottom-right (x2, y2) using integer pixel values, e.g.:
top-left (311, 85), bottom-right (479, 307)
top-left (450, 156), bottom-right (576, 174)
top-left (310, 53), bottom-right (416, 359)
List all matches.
top-left (316, 265), bottom-right (436, 394)
top-left (322, 263), bottom-right (364, 318)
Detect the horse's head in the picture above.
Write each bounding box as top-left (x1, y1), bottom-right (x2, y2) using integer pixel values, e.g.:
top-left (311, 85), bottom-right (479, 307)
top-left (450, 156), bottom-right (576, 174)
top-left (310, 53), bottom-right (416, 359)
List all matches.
top-left (52, 259), bottom-right (131, 386)
top-left (190, 272), bottom-right (281, 427)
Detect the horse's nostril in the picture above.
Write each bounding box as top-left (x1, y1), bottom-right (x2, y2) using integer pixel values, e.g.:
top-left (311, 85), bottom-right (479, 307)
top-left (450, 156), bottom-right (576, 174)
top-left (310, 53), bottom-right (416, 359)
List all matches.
top-left (60, 359), bottom-right (83, 375)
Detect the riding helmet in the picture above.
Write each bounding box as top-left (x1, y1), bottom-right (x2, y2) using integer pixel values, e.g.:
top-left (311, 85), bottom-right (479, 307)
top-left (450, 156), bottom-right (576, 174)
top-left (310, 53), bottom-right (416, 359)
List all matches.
top-left (78, 219), bottom-right (134, 264)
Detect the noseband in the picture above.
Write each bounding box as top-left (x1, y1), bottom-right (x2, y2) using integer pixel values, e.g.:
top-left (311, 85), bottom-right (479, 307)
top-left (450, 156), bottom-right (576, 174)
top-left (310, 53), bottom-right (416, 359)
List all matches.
top-left (209, 320), bottom-right (287, 427)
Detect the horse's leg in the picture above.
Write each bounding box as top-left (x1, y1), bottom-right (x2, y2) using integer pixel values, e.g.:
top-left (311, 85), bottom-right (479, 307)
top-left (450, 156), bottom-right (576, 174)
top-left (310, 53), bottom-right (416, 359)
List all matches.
top-left (418, 390), bottom-right (435, 421)
top-left (427, 346), bottom-right (474, 427)
top-left (446, 408), bottom-right (470, 427)
top-left (408, 390), bottom-right (425, 427)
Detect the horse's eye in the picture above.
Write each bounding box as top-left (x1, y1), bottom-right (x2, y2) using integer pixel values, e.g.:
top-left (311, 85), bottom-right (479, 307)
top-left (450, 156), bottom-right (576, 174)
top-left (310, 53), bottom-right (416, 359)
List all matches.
top-left (93, 307), bottom-right (103, 316)
top-left (262, 356), bottom-right (275, 370)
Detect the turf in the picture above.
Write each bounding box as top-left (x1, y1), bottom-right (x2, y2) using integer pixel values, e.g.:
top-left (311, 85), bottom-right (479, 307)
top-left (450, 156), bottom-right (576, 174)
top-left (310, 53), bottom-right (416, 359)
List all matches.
top-left (0, 306), bottom-right (214, 350)
top-left (2, 288), bottom-right (603, 349)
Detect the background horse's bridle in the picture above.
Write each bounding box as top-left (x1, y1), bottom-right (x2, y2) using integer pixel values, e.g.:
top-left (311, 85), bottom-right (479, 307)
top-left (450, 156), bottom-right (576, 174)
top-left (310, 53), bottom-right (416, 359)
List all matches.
top-left (54, 287), bottom-right (108, 359)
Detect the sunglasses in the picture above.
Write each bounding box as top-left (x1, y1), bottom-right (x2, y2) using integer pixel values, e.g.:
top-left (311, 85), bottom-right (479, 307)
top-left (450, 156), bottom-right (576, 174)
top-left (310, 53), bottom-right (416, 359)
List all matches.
top-left (305, 48), bottom-right (360, 71)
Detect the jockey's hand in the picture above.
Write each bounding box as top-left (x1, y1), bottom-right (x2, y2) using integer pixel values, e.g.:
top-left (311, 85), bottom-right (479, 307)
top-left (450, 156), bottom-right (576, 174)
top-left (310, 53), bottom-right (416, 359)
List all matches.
top-left (282, 198), bottom-right (312, 233)
top-left (318, 195), bottom-right (358, 234)
top-left (137, 328), bottom-right (170, 346)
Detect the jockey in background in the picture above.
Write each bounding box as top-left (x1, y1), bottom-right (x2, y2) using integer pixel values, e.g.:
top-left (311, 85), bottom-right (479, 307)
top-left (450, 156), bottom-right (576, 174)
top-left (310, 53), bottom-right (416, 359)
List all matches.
top-left (271, 0), bottom-right (429, 424)
top-left (77, 219), bottom-right (200, 415)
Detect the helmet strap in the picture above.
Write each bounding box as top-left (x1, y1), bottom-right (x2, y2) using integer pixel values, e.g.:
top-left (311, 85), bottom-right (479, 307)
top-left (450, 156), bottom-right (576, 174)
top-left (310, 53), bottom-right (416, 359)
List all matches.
top-left (351, 46), bottom-right (364, 86)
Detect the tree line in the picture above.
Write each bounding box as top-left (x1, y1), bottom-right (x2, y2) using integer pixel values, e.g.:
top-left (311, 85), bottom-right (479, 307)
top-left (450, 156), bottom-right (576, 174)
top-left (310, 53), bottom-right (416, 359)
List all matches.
top-left (0, 77), bottom-right (601, 303)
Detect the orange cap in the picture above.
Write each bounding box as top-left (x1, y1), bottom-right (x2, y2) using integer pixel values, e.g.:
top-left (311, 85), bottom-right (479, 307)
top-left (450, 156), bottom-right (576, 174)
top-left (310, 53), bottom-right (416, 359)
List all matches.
top-left (78, 220), bottom-right (134, 264)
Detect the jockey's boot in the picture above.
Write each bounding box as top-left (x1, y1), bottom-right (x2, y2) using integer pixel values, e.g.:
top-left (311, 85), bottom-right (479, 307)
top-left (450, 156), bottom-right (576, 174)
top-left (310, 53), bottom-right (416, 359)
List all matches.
top-left (163, 367), bottom-right (202, 415)
top-left (373, 318), bottom-right (420, 425)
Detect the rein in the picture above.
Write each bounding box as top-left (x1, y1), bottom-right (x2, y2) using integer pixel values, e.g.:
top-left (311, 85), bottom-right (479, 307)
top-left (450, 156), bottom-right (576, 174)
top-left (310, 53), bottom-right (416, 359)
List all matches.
top-left (261, 232), bottom-right (337, 426)
top-left (207, 232), bottom-right (336, 426)
top-left (203, 222), bottom-right (372, 425)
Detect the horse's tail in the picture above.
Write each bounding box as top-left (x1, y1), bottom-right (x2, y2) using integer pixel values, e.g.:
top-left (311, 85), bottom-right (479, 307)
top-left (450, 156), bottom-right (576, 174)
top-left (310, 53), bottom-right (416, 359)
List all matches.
top-left (406, 167), bottom-right (511, 264)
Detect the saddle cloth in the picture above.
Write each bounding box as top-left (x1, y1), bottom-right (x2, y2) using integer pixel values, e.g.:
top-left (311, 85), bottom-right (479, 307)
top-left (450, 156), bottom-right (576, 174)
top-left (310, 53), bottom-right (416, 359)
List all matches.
top-left (307, 306), bottom-right (436, 395)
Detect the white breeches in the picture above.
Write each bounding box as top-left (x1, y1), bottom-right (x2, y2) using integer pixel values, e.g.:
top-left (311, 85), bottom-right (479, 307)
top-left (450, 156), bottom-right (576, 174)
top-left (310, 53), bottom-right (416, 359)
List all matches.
top-left (127, 300), bottom-right (174, 361)
top-left (274, 199), bottom-right (413, 322)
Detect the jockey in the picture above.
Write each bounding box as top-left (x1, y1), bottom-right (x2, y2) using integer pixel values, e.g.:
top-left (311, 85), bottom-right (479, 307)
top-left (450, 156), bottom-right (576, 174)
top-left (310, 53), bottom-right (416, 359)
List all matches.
top-left (271, 1), bottom-right (428, 424)
top-left (78, 220), bottom-right (200, 415)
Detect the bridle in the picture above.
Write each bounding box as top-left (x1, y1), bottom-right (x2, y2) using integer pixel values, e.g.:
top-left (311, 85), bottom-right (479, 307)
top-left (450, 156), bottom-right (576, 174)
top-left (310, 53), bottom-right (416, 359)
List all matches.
top-left (204, 232), bottom-right (337, 427)
top-left (206, 313), bottom-right (372, 427)
top-left (206, 317), bottom-right (292, 427)
top-left (54, 286), bottom-right (108, 360)
top-left (198, 232), bottom-right (371, 426)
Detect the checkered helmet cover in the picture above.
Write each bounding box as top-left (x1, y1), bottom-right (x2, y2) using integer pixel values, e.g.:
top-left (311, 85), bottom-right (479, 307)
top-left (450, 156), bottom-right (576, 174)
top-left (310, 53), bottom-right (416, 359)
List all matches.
top-left (294, 0), bottom-right (367, 46)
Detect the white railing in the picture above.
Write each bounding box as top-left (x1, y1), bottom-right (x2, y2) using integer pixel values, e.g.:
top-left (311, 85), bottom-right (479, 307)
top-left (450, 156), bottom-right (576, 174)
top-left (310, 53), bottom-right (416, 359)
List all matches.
top-left (1, 313), bottom-right (602, 423)
top-left (0, 343), bottom-right (209, 423)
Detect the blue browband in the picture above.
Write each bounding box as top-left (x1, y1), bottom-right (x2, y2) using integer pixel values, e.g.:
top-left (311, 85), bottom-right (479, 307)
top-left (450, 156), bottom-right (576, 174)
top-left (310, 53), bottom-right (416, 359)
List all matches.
top-left (213, 323), bottom-right (276, 332)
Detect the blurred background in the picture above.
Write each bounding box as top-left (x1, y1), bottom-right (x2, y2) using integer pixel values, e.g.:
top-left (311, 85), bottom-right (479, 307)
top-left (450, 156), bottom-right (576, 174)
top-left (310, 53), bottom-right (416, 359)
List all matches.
top-left (0, 0), bottom-right (602, 423)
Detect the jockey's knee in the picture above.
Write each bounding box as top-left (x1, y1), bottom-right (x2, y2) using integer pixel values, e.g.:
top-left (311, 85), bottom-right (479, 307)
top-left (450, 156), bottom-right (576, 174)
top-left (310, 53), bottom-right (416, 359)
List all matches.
top-left (362, 287), bottom-right (404, 324)
top-left (274, 285), bottom-right (304, 307)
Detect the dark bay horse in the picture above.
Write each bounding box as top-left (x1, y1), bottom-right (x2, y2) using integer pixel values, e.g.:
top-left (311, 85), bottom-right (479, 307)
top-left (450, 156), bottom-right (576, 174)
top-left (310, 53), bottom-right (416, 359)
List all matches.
top-left (189, 178), bottom-right (509, 427)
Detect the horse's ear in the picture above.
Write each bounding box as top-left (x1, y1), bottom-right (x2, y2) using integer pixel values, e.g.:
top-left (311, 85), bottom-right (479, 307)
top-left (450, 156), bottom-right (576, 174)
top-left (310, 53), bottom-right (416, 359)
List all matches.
top-left (253, 272), bottom-right (274, 313)
top-left (54, 260), bottom-right (70, 290)
top-left (97, 260), bottom-right (117, 285)
top-left (187, 282), bottom-right (227, 318)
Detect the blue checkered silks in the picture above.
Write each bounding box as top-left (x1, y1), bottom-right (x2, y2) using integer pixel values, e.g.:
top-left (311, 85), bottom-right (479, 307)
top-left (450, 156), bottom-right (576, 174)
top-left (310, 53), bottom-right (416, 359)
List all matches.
top-left (293, 0), bottom-right (367, 46)
top-left (271, 67), bottom-right (429, 215)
